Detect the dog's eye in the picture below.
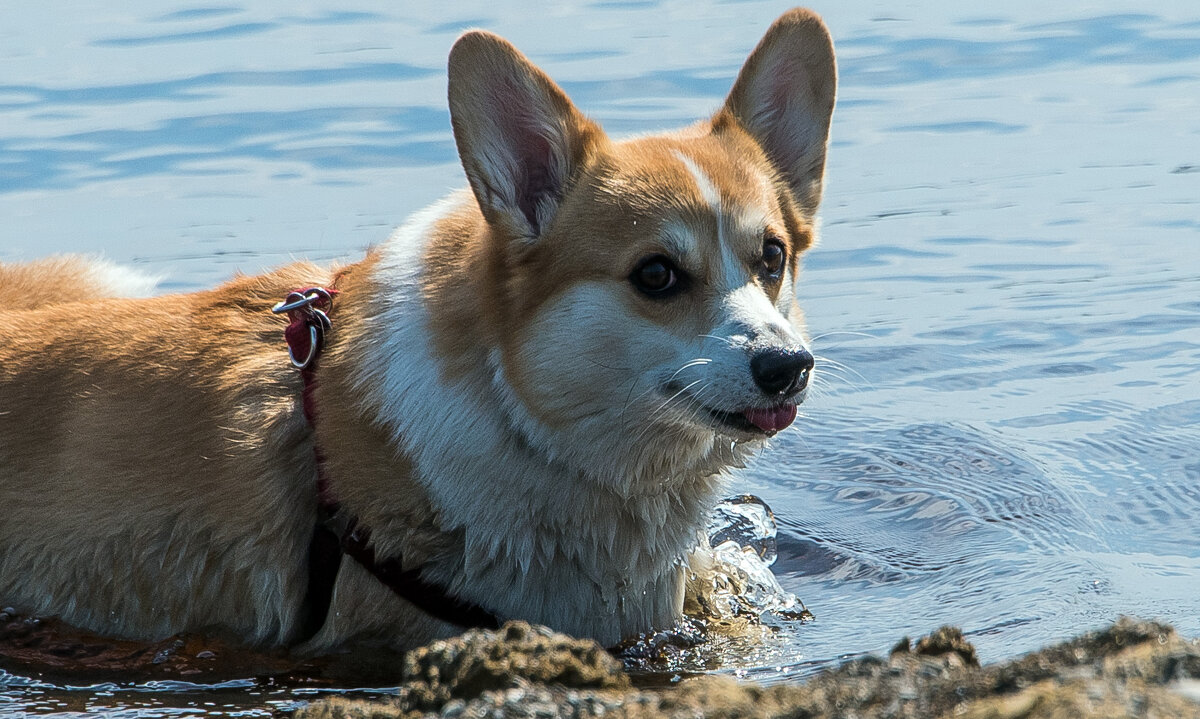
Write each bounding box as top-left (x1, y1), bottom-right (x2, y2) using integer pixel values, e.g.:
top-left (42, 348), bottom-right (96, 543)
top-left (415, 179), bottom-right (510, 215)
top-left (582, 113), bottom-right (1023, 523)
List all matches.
top-left (631, 255), bottom-right (679, 296)
top-left (762, 238), bottom-right (786, 278)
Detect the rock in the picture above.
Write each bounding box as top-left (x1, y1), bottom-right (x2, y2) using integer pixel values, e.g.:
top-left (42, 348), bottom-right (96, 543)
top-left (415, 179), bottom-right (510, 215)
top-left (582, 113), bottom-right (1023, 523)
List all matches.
top-left (890, 624), bottom-right (979, 667)
top-left (0, 611), bottom-right (331, 682)
top-left (398, 621), bottom-right (630, 711)
top-left (296, 617), bottom-right (1200, 719)
top-left (955, 677), bottom-right (1200, 719)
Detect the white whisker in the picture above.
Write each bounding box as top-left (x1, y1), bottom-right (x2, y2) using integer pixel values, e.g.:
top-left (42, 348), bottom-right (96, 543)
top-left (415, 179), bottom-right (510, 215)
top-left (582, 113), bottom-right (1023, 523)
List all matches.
top-left (809, 330), bottom-right (876, 343)
top-left (652, 378), bottom-right (706, 419)
top-left (813, 353), bottom-right (872, 389)
top-left (667, 357), bottom-right (712, 383)
top-left (698, 333), bottom-right (738, 348)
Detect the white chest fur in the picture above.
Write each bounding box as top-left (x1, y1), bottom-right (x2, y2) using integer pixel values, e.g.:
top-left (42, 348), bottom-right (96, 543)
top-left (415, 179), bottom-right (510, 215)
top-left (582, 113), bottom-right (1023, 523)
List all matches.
top-left (348, 199), bottom-right (729, 644)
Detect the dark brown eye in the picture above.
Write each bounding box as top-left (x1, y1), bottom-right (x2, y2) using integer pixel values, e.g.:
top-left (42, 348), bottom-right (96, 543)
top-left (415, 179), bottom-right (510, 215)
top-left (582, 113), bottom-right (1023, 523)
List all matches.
top-left (762, 238), bottom-right (785, 277)
top-left (631, 255), bottom-right (679, 296)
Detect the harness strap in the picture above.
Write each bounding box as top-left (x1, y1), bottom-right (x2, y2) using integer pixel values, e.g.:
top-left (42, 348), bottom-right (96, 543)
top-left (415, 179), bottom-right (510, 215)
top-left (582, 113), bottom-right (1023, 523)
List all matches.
top-left (340, 523), bottom-right (500, 630)
top-left (274, 286), bottom-right (500, 642)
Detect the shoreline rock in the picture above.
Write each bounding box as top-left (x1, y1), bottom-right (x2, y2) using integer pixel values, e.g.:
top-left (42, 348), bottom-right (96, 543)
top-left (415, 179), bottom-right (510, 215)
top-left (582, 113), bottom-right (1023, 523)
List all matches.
top-left (297, 617), bottom-right (1200, 719)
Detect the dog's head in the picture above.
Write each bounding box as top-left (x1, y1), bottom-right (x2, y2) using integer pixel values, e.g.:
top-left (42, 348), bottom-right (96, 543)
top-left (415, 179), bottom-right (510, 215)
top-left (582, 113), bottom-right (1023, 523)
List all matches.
top-left (448, 9), bottom-right (836, 491)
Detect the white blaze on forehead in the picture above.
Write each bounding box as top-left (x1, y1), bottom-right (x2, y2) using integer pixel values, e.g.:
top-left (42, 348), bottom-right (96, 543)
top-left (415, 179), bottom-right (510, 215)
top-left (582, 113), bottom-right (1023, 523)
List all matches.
top-left (671, 149), bottom-right (743, 291)
top-left (669, 150), bottom-right (800, 345)
top-left (671, 149), bottom-right (721, 212)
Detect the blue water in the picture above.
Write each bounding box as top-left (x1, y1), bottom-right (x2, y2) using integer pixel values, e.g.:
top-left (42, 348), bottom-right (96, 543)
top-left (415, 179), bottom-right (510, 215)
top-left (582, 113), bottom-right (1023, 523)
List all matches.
top-left (2, 1), bottom-right (1199, 715)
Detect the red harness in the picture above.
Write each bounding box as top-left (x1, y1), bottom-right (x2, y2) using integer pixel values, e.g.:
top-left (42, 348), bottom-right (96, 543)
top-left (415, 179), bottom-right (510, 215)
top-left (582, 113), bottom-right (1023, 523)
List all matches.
top-left (274, 288), bottom-right (499, 641)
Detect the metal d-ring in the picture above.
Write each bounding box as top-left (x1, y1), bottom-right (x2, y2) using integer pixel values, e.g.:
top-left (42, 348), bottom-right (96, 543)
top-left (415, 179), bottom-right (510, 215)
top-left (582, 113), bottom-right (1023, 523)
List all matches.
top-left (310, 307), bottom-right (331, 333)
top-left (273, 287), bottom-right (334, 370)
top-left (287, 324), bottom-right (321, 369)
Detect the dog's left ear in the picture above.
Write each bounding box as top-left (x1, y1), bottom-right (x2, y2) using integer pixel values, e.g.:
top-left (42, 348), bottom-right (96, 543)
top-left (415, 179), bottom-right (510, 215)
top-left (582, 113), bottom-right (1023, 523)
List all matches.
top-left (448, 31), bottom-right (604, 241)
top-left (717, 8), bottom-right (837, 216)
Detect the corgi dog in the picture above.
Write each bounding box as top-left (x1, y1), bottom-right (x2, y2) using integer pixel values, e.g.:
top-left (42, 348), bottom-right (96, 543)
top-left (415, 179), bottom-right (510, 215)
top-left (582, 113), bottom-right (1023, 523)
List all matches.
top-left (0, 7), bottom-right (835, 653)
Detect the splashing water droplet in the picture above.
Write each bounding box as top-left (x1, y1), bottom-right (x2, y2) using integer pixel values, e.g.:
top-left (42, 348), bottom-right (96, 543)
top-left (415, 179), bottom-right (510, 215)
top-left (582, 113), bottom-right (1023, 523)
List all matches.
top-left (615, 495), bottom-right (811, 675)
top-left (698, 495), bottom-right (809, 621)
top-left (707, 494), bottom-right (779, 566)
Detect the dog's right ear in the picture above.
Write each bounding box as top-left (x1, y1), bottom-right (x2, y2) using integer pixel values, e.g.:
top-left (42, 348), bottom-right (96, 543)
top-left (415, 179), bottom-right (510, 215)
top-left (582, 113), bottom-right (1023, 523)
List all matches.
top-left (717, 8), bottom-right (837, 217)
top-left (448, 32), bottom-right (604, 242)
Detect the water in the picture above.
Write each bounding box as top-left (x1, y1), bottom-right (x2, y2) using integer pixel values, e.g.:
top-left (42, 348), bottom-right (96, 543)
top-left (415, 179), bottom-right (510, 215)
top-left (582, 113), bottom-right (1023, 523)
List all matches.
top-left (2, 0), bottom-right (1199, 714)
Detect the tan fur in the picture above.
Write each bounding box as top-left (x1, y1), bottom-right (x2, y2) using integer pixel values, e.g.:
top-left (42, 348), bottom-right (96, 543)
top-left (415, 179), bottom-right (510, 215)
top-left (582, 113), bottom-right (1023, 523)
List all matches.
top-left (0, 8), bottom-right (836, 652)
top-left (0, 264), bottom-right (329, 643)
top-left (0, 256), bottom-right (156, 310)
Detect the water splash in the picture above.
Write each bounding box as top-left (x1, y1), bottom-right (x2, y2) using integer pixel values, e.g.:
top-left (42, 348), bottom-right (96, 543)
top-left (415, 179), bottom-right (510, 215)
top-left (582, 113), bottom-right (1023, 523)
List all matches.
top-left (694, 495), bottom-right (813, 623)
top-left (616, 495), bottom-right (812, 677)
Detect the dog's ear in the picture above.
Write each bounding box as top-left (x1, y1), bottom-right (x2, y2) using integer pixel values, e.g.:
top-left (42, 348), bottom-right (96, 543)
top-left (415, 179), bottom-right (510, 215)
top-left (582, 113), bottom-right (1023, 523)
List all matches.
top-left (448, 31), bottom-right (604, 241)
top-left (716, 8), bottom-right (836, 216)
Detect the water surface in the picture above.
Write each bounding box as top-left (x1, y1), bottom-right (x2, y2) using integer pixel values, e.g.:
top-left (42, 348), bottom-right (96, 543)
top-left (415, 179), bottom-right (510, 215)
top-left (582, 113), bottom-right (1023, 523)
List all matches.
top-left (2, 0), bottom-right (1199, 715)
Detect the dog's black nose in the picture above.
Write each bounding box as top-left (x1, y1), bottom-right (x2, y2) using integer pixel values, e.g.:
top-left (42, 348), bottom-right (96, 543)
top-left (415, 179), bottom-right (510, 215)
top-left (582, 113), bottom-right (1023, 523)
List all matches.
top-left (750, 348), bottom-right (814, 397)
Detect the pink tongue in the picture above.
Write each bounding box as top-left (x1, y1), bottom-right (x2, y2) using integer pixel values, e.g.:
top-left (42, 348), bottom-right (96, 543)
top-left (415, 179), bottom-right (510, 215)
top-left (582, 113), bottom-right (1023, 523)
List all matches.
top-left (743, 404), bottom-right (798, 433)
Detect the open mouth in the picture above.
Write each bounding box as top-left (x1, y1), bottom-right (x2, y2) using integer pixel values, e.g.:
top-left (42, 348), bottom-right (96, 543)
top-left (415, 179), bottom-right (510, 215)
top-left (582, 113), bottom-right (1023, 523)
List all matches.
top-left (706, 403), bottom-right (798, 436)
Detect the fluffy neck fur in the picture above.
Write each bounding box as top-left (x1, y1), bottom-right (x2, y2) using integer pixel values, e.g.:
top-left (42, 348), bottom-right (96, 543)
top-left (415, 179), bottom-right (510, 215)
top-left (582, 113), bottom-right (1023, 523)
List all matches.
top-left (346, 195), bottom-right (747, 644)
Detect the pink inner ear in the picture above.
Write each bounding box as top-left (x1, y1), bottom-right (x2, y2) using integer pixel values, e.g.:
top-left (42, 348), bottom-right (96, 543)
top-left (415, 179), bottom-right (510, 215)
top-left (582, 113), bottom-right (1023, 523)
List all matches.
top-left (745, 52), bottom-right (828, 193)
top-left (516, 135), bottom-right (558, 235)
top-left (485, 80), bottom-right (564, 235)
top-left (761, 64), bottom-right (809, 167)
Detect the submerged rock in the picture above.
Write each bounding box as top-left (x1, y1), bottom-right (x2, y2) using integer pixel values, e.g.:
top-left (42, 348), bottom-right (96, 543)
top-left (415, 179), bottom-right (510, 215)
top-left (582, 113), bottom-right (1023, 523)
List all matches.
top-left (0, 608), bottom-right (327, 682)
top-left (297, 617), bottom-right (1200, 719)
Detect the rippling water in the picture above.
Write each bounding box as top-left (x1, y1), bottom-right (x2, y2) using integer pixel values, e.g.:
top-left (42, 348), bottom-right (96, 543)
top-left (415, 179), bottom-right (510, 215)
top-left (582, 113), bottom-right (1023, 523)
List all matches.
top-left (3, 1), bottom-right (1199, 715)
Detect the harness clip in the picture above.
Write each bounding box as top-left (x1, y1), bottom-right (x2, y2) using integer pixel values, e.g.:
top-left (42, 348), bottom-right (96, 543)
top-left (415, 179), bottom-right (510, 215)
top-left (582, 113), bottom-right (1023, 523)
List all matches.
top-left (274, 288), bottom-right (334, 370)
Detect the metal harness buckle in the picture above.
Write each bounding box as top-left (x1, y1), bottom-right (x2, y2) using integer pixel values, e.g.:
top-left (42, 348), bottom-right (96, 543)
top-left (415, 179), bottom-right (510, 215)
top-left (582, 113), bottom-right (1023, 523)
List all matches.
top-left (273, 288), bottom-right (333, 369)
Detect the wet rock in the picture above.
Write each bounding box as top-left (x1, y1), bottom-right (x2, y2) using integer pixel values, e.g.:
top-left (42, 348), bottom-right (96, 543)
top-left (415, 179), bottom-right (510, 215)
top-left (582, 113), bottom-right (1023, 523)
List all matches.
top-left (955, 677), bottom-right (1200, 719)
top-left (890, 624), bottom-right (979, 667)
top-left (296, 617), bottom-right (1200, 719)
top-left (0, 611), bottom-right (332, 683)
top-left (399, 621), bottom-right (629, 711)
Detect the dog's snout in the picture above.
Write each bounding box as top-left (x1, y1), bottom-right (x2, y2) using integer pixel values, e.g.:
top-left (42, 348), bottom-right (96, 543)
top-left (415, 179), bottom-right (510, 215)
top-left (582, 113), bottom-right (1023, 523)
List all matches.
top-left (750, 348), bottom-right (814, 397)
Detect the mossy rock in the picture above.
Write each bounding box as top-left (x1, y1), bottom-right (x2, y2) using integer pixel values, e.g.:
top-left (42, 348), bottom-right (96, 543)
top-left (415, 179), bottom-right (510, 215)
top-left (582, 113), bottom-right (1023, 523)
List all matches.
top-left (297, 617), bottom-right (1200, 719)
top-left (399, 621), bottom-right (629, 710)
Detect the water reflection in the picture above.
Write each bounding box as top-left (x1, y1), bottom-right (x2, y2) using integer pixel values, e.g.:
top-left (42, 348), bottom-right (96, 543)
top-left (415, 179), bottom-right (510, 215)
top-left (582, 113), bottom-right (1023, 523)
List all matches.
top-left (5, 12), bottom-right (1198, 198)
top-left (93, 11), bottom-right (384, 48)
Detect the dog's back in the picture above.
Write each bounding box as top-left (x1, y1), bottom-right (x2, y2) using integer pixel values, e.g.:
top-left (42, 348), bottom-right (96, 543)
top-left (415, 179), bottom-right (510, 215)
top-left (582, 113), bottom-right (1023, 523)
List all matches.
top-left (1, 256), bottom-right (159, 311)
top-left (0, 260), bottom-right (332, 644)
